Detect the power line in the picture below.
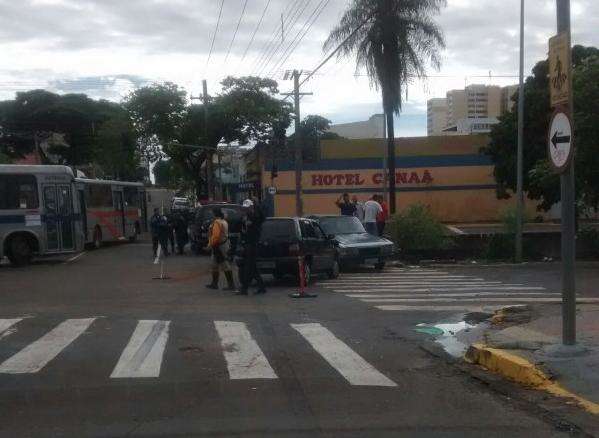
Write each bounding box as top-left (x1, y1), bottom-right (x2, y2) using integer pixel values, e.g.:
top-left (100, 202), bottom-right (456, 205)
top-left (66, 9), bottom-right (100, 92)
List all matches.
top-left (250, 0), bottom-right (303, 75)
top-left (267, 0), bottom-right (330, 78)
top-left (223, 0), bottom-right (249, 67)
top-left (205, 0), bottom-right (225, 73)
top-left (237, 0), bottom-right (272, 69)
top-left (256, 0), bottom-right (312, 77)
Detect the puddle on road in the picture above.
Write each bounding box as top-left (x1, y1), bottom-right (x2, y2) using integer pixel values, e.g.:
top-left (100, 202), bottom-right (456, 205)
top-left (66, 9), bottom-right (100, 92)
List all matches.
top-left (415, 321), bottom-right (476, 357)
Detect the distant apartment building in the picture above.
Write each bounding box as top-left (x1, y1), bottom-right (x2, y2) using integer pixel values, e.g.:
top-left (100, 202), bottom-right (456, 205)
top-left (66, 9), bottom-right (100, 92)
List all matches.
top-left (328, 114), bottom-right (386, 139)
top-left (428, 84), bottom-right (517, 136)
top-left (427, 98), bottom-right (448, 136)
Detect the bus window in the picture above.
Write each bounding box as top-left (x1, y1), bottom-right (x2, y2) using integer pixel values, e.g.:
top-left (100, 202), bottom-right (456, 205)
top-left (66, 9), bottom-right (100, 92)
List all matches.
top-left (0, 175), bottom-right (39, 209)
top-left (124, 187), bottom-right (139, 207)
top-left (87, 184), bottom-right (112, 208)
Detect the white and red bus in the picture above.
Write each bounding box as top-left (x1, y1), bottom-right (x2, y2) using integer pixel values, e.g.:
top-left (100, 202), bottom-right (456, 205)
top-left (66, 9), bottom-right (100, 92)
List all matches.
top-left (75, 178), bottom-right (147, 248)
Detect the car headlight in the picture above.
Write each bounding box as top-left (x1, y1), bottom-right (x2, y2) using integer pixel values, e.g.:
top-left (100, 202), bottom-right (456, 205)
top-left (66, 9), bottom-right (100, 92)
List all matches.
top-left (338, 246), bottom-right (359, 256)
top-left (381, 244), bottom-right (394, 255)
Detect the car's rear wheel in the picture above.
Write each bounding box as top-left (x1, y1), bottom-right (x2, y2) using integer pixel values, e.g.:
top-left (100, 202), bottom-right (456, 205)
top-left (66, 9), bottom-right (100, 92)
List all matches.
top-left (327, 259), bottom-right (340, 279)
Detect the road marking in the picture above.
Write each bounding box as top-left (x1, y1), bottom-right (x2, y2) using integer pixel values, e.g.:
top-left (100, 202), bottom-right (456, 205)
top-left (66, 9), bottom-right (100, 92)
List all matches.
top-left (0, 319), bottom-right (22, 339)
top-left (360, 297), bottom-right (599, 303)
top-left (323, 281), bottom-right (503, 286)
top-left (376, 305), bottom-right (528, 312)
top-left (111, 320), bottom-right (170, 378)
top-left (64, 252), bottom-right (86, 264)
top-left (331, 287), bottom-right (547, 292)
top-left (347, 292), bottom-right (559, 298)
top-left (291, 323), bottom-right (396, 387)
top-left (335, 275), bottom-right (472, 279)
top-left (214, 321), bottom-right (277, 380)
top-left (0, 318), bottom-right (95, 374)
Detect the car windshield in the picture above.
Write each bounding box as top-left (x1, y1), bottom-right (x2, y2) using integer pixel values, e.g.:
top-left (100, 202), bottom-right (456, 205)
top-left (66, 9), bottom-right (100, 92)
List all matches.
top-left (318, 216), bottom-right (366, 235)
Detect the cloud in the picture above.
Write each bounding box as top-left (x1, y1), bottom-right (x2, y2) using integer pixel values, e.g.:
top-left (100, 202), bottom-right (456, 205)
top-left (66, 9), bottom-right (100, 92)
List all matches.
top-left (0, 0), bottom-right (597, 136)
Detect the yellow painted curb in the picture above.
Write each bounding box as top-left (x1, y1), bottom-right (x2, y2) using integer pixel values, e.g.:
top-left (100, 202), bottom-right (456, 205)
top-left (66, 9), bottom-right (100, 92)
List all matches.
top-left (465, 343), bottom-right (599, 415)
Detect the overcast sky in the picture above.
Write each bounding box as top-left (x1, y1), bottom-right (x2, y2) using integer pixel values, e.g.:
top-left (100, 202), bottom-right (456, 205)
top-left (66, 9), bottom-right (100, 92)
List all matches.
top-left (0, 0), bottom-right (597, 136)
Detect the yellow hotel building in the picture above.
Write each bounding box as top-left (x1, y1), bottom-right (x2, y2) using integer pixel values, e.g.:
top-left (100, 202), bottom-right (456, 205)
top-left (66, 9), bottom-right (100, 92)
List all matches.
top-left (262, 135), bottom-right (537, 223)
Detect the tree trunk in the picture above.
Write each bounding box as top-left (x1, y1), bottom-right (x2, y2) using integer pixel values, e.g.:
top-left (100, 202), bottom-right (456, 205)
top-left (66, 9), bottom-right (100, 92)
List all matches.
top-left (386, 111), bottom-right (396, 214)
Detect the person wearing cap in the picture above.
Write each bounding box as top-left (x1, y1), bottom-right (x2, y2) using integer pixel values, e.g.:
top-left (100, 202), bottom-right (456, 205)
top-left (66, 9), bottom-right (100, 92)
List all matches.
top-left (205, 208), bottom-right (235, 291)
top-left (237, 198), bottom-right (266, 295)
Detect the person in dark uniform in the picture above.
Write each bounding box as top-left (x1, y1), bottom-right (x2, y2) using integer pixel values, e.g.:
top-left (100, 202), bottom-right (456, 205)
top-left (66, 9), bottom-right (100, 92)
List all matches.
top-left (166, 213), bottom-right (176, 254)
top-left (237, 199), bottom-right (266, 296)
top-left (157, 212), bottom-right (170, 257)
top-left (173, 212), bottom-right (188, 255)
top-left (150, 208), bottom-right (161, 257)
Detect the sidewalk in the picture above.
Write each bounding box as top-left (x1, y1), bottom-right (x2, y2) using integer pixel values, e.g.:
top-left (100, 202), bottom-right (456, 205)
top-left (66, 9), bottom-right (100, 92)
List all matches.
top-left (465, 304), bottom-right (599, 415)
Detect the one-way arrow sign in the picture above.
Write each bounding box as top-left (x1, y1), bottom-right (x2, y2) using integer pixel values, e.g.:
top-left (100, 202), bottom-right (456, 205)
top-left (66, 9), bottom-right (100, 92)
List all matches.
top-left (548, 111), bottom-right (573, 173)
top-left (551, 131), bottom-right (571, 149)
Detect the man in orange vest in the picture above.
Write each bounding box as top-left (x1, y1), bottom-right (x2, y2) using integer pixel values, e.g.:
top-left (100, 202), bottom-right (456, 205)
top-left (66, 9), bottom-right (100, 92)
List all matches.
top-left (205, 208), bottom-right (235, 291)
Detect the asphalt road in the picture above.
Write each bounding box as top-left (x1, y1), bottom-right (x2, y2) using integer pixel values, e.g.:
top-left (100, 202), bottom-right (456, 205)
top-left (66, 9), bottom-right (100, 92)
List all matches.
top-left (0, 238), bottom-right (592, 437)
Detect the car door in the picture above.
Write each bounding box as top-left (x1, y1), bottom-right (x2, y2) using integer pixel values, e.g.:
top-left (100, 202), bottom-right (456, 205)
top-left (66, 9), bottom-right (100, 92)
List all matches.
top-left (313, 221), bottom-right (334, 271)
top-left (300, 220), bottom-right (327, 272)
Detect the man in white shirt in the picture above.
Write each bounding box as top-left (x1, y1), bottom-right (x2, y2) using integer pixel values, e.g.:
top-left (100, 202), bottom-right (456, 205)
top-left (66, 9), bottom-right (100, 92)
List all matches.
top-left (363, 195), bottom-right (382, 235)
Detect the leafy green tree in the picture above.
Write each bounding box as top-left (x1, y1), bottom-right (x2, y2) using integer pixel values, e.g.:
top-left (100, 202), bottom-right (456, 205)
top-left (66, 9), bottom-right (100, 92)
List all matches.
top-left (123, 82), bottom-right (187, 163)
top-left (484, 45), bottom-right (599, 213)
top-left (287, 114), bottom-right (340, 162)
top-left (325, 0), bottom-right (446, 213)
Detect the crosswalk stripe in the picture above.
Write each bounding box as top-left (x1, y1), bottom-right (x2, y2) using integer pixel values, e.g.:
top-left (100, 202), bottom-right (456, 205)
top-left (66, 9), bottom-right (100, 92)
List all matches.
top-left (291, 323), bottom-right (396, 387)
top-left (0, 319), bottom-right (22, 337)
top-left (0, 318), bottom-right (95, 374)
top-left (347, 292), bottom-right (559, 298)
top-left (335, 275), bottom-right (476, 280)
top-left (330, 287), bottom-right (547, 292)
top-left (214, 321), bottom-right (277, 380)
top-left (110, 320), bottom-right (170, 378)
top-left (360, 297), bottom-right (599, 303)
top-left (323, 281), bottom-right (505, 287)
top-left (376, 305), bottom-right (528, 312)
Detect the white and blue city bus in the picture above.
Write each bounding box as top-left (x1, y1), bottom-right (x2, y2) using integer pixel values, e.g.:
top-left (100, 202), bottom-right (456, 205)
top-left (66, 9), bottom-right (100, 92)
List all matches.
top-left (0, 165), bottom-right (85, 265)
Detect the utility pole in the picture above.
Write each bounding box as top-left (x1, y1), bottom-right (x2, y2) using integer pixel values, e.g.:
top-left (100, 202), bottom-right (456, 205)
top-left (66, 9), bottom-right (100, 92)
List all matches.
top-left (281, 70), bottom-right (312, 216)
top-left (556, 0), bottom-right (576, 346)
top-left (515, 0), bottom-right (525, 262)
top-left (202, 80), bottom-right (213, 201)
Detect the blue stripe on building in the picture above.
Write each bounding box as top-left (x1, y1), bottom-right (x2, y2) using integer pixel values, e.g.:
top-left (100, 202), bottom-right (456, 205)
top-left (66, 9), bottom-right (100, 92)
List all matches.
top-left (266, 154), bottom-right (493, 172)
top-left (276, 184), bottom-right (497, 195)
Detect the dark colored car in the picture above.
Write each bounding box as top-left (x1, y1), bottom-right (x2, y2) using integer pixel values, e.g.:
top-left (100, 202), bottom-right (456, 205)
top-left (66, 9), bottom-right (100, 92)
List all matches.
top-left (189, 203), bottom-right (246, 255)
top-left (256, 217), bottom-right (339, 283)
top-left (309, 215), bottom-right (394, 270)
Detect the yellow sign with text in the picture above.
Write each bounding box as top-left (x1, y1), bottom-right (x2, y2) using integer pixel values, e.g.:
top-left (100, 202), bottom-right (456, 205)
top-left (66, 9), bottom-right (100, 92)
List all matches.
top-left (549, 32), bottom-right (570, 107)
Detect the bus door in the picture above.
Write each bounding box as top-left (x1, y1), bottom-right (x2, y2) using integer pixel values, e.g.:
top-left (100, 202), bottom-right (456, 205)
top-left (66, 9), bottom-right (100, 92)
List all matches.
top-left (113, 190), bottom-right (126, 237)
top-left (43, 184), bottom-right (75, 252)
top-left (78, 188), bottom-right (88, 242)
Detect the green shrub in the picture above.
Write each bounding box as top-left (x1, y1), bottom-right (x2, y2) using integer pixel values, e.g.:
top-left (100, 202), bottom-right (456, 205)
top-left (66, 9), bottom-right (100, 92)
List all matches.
top-left (388, 204), bottom-right (450, 252)
top-left (578, 227), bottom-right (599, 257)
top-left (483, 207), bottom-right (529, 260)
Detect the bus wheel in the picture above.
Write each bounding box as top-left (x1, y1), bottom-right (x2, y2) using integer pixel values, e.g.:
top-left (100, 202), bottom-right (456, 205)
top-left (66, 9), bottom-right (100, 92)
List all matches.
top-left (8, 235), bottom-right (33, 266)
top-left (93, 227), bottom-right (102, 249)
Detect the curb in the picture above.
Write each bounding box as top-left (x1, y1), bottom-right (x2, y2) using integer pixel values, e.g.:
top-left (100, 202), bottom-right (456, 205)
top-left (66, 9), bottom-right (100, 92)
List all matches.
top-left (465, 343), bottom-right (599, 416)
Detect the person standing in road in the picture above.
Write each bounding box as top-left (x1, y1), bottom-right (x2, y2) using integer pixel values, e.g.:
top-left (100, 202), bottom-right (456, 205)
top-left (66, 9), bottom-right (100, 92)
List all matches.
top-left (173, 212), bottom-right (188, 255)
top-left (150, 208), bottom-right (162, 257)
top-left (335, 193), bottom-right (357, 216)
top-left (363, 195), bottom-right (382, 236)
top-left (237, 199), bottom-right (266, 296)
top-left (205, 208), bottom-right (235, 291)
top-left (167, 213), bottom-right (176, 255)
top-left (375, 194), bottom-right (389, 237)
top-left (352, 195), bottom-right (365, 223)
top-left (157, 212), bottom-right (170, 257)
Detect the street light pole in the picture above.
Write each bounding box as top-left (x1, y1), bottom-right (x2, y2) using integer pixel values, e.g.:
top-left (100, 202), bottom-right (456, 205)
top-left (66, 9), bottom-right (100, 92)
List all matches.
top-left (556, 0), bottom-right (577, 346)
top-left (515, 0), bottom-right (525, 262)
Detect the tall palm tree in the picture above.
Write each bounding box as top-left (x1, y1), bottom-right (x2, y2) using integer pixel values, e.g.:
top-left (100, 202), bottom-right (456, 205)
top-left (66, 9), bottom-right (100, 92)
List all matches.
top-left (324, 0), bottom-right (446, 213)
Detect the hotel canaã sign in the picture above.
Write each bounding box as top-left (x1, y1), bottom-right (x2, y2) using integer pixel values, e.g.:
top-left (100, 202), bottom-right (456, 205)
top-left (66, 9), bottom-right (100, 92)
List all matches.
top-left (311, 170), bottom-right (434, 187)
